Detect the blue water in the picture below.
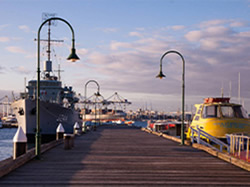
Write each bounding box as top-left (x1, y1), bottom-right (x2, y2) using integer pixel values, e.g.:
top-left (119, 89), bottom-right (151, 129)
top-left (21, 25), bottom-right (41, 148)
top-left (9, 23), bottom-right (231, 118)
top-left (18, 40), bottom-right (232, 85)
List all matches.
top-left (133, 121), bottom-right (147, 128)
top-left (0, 128), bottom-right (17, 161)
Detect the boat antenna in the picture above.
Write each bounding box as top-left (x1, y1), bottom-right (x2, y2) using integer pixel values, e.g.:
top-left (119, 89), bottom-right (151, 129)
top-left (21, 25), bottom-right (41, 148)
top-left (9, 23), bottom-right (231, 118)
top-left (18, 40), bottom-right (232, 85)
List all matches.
top-left (24, 77), bottom-right (26, 94)
top-left (238, 72), bottom-right (241, 104)
top-left (221, 81), bottom-right (224, 98)
top-left (229, 81), bottom-right (232, 98)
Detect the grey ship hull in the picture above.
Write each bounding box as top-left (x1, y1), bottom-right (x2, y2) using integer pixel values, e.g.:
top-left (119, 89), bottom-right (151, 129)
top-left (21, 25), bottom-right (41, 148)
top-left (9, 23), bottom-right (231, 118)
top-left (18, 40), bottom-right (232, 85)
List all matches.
top-left (12, 98), bottom-right (81, 142)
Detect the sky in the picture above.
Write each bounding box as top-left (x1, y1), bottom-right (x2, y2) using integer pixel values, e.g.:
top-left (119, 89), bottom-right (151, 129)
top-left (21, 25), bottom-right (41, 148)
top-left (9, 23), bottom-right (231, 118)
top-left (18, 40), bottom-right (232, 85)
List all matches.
top-left (0, 0), bottom-right (250, 113)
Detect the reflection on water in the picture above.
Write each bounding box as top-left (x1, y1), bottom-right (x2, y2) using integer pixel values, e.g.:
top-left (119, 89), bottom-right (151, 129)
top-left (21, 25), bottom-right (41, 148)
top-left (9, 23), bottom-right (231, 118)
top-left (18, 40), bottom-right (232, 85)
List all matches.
top-left (0, 128), bottom-right (17, 161)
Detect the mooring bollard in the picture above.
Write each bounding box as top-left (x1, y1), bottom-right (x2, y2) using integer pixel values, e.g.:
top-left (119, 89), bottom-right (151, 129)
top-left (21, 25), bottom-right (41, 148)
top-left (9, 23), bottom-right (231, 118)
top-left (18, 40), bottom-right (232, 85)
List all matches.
top-left (13, 126), bottom-right (27, 160)
top-left (56, 123), bottom-right (65, 140)
top-left (93, 125), bottom-right (97, 131)
top-left (64, 134), bottom-right (72, 150)
top-left (69, 134), bottom-right (74, 148)
top-left (74, 122), bottom-right (80, 135)
top-left (82, 121), bottom-right (86, 133)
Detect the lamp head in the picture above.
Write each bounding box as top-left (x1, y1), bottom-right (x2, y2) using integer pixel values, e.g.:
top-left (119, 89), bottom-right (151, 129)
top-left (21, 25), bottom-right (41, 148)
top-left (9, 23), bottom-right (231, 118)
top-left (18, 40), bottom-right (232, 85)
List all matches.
top-left (67, 48), bottom-right (80, 62)
top-left (156, 70), bottom-right (166, 79)
top-left (95, 91), bottom-right (101, 97)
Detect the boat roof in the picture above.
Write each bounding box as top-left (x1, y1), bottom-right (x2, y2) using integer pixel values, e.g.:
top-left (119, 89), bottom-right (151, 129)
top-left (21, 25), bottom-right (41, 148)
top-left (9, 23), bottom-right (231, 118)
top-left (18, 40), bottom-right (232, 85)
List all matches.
top-left (204, 97), bottom-right (230, 104)
top-left (200, 97), bottom-right (241, 107)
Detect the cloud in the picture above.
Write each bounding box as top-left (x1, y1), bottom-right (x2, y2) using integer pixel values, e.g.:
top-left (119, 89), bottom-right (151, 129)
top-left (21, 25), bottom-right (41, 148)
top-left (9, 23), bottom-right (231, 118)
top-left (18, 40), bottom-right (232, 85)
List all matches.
top-left (199, 19), bottom-right (228, 28)
top-left (171, 25), bottom-right (185, 30)
top-left (100, 28), bottom-right (118, 33)
top-left (18, 25), bottom-right (30, 33)
top-left (6, 46), bottom-right (26, 54)
top-left (77, 48), bottom-right (89, 56)
top-left (129, 31), bottom-right (144, 38)
top-left (230, 21), bottom-right (248, 27)
top-left (110, 41), bottom-right (131, 50)
top-left (0, 66), bottom-right (4, 74)
top-left (185, 26), bottom-right (233, 42)
top-left (185, 30), bottom-right (202, 42)
top-left (82, 19), bottom-right (250, 110)
top-left (0, 37), bottom-right (10, 42)
top-left (0, 24), bottom-right (9, 31)
top-left (11, 66), bottom-right (32, 74)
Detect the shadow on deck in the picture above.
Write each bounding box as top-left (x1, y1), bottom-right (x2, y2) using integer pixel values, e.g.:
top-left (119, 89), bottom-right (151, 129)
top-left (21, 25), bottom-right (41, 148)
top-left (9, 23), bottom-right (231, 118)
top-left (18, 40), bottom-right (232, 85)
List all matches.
top-left (1, 125), bottom-right (250, 186)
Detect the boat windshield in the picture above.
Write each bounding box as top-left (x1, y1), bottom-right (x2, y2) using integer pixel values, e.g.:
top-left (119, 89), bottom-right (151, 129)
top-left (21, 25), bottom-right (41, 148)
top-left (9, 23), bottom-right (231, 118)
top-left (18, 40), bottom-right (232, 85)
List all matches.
top-left (221, 105), bottom-right (248, 119)
top-left (202, 105), bottom-right (220, 118)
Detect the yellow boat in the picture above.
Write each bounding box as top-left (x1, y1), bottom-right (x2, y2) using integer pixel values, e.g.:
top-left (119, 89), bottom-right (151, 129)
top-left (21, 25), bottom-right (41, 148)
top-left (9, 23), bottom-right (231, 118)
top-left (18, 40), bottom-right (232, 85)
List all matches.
top-left (187, 97), bottom-right (250, 139)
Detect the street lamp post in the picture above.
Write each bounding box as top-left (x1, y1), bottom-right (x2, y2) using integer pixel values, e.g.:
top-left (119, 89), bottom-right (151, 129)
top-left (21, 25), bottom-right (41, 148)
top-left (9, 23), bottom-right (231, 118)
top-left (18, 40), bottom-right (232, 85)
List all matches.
top-left (84, 80), bottom-right (101, 125)
top-left (36, 17), bottom-right (79, 159)
top-left (156, 50), bottom-right (185, 145)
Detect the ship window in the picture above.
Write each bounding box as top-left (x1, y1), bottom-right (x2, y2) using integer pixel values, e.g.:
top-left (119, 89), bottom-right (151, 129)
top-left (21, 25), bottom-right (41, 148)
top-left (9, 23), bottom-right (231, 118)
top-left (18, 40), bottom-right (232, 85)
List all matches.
top-left (221, 106), bottom-right (234, 118)
top-left (202, 105), bottom-right (220, 118)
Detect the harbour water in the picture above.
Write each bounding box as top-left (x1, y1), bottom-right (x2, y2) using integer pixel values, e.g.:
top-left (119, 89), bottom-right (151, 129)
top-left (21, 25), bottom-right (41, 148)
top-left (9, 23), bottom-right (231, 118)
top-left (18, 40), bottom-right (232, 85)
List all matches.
top-left (0, 121), bottom-right (147, 162)
top-left (0, 128), bottom-right (17, 161)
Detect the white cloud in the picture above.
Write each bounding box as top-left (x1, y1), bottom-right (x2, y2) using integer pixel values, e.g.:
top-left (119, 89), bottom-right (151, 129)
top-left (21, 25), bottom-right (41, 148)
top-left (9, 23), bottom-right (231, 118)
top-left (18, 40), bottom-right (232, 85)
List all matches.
top-left (230, 21), bottom-right (247, 27)
top-left (0, 66), bottom-right (4, 73)
top-left (0, 37), bottom-right (10, 42)
top-left (110, 41), bottom-right (131, 50)
top-left (6, 46), bottom-right (26, 54)
top-left (77, 48), bottom-right (88, 56)
top-left (171, 25), bottom-right (185, 30)
top-left (199, 19), bottom-right (228, 28)
top-left (184, 30), bottom-right (202, 42)
top-left (18, 25), bottom-right (30, 33)
top-left (81, 19), bottom-right (250, 109)
top-left (11, 66), bottom-right (32, 74)
top-left (100, 28), bottom-right (118, 33)
top-left (0, 24), bottom-right (9, 31)
top-left (129, 31), bottom-right (144, 38)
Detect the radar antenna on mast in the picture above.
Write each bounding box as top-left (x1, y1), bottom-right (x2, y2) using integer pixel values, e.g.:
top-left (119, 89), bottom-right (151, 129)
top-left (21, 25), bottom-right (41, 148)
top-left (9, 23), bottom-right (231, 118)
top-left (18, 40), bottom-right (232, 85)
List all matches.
top-left (34, 13), bottom-right (64, 79)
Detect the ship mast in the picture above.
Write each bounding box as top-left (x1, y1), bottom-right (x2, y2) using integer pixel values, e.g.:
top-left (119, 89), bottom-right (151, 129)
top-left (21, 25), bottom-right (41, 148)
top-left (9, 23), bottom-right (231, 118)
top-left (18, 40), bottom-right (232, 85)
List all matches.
top-left (47, 21), bottom-right (51, 62)
top-left (34, 13), bottom-right (64, 79)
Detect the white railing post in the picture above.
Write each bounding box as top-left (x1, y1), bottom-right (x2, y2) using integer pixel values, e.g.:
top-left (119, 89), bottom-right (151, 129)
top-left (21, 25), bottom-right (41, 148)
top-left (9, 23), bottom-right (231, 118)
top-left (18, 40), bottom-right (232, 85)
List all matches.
top-left (191, 128), bottom-right (194, 144)
top-left (197, 125), bottom-right (200, 144)
top-left (230, 134), bottom-right (233, 154)
top-left (246, 137), bottom-right (249, 161)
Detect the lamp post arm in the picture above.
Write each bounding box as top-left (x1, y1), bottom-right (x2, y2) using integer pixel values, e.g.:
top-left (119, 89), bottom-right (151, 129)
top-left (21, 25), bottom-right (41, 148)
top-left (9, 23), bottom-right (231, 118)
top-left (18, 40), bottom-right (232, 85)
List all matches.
top-left (84, 80), bottom-right (100, 99)
top-left (160, 50), bottom-right (185, 145)
top-left (38, 17), bottom-right (76, 47)
top-left (160, 50), bottom-right (185, 71)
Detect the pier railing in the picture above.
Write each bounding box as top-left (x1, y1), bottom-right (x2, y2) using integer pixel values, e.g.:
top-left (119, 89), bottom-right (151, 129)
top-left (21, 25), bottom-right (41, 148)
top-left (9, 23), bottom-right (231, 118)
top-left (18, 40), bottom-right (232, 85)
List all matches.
top-left (226, 134), bottom-right (250, 162)
top-left (190, 126), bottom-right (230, 153)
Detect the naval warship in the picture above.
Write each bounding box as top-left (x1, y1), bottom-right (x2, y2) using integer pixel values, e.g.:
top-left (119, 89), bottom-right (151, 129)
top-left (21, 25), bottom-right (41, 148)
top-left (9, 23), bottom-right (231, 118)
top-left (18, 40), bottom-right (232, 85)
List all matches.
top-left (11, 23), bottom-right (81, 142)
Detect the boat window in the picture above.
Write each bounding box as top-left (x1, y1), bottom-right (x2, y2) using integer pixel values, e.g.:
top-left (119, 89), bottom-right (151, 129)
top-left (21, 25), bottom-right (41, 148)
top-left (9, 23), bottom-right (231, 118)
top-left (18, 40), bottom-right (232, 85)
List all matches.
top-left (194, 116), bottom-right (199, 121)
top-left (233, 106), bottom-right (248, 119)
top-left (220, 105), bottom-right (248, 119)
top-left (221, 106), bottom-right (234, 118)
top-left (202, 105), bottom-right (220, 118)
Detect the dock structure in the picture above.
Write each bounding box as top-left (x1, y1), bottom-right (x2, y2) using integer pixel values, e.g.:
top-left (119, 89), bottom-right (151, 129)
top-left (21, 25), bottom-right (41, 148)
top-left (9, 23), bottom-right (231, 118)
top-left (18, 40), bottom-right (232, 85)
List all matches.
top-left (1, 125), bottom-right (250, 186)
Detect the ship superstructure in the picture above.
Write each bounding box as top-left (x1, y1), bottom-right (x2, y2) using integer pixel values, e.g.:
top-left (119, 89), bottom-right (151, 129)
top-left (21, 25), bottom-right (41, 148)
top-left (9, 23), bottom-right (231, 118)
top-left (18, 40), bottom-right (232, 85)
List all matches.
top-left (11, 21), bottom-right (81, 142)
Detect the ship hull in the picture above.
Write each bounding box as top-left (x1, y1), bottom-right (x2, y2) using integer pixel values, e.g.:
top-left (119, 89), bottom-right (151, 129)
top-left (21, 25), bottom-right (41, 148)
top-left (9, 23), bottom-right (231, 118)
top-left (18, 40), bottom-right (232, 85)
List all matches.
top-left (12, 99), bottom-right (82, 142)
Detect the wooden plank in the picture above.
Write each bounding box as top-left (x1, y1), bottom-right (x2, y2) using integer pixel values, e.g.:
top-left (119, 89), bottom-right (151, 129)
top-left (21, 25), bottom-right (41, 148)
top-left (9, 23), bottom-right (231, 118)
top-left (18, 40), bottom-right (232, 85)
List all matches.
top-left (0, 125), bottom-right (250, 186)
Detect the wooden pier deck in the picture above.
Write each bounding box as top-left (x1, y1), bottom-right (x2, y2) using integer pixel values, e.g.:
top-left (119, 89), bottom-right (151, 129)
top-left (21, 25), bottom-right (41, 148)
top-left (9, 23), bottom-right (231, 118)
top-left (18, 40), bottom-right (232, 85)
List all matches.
top-left (1, 125), bottom-right (250, 186)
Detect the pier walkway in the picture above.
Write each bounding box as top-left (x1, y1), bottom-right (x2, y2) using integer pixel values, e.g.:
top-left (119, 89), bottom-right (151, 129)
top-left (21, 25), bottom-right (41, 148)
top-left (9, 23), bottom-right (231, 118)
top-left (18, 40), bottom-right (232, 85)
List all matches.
top-left (1, 125), bottom-right (250, 186)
